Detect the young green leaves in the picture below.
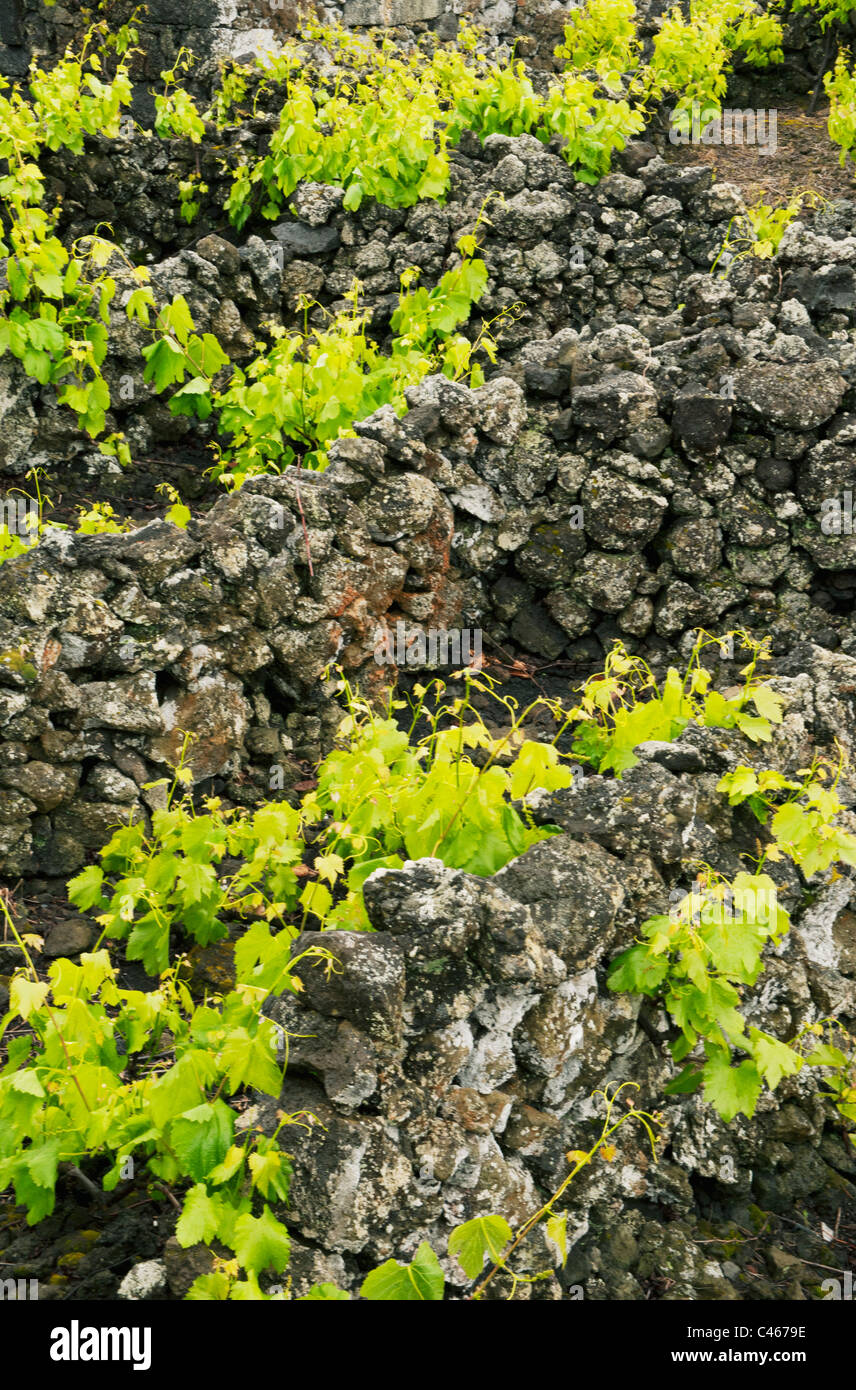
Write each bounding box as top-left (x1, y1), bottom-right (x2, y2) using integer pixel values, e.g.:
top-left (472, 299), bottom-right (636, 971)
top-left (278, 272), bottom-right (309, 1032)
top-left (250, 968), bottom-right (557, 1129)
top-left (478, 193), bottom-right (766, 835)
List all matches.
top-left (142, 295), bottom-right (229, 418)
top-left (569, 634), bottom-right (784, 778)
top-left (360, 1241), bottom-right (445, 1301)
top-left (0, 938), bottom-right (296, 1291)
top-left (609, 870), bottom-right (796, 1122)
top-left (718, 755), bottom-right (856, 877)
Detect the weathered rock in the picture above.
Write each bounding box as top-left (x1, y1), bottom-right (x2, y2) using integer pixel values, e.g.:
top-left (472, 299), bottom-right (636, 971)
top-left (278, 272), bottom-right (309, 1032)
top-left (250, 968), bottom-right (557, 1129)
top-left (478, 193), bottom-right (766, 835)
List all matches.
top-left (291, 929), bottom-right (406, 1046)
top-left (672, 388), bottom-right (732, 453)
top-left (572, 372), bottom-right (659, 443)
top-left (117, 1260), bottom-right (168, 1301)
top-left (734, 361), bottom-right (847, 430)
top-left (43, 917), bottom-right (94, 958)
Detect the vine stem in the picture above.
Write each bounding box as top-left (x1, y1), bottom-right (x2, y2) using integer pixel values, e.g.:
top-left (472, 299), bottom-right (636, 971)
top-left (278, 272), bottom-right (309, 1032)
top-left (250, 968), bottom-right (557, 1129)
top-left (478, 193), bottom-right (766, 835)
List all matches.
top-left (470, 1083), bottom-right (660, 1301)
top-left (0, 897), bottom-right (93, 1115)
top-left (293, 478), bottom-right (314, 577)
top-left (153, 1182), bottom-right (181, 1212)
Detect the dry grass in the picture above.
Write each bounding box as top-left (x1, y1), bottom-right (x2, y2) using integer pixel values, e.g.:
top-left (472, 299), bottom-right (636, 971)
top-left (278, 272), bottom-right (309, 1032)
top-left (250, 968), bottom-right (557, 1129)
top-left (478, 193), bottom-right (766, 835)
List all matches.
top-left (664, 100), bottom-right (856, 211)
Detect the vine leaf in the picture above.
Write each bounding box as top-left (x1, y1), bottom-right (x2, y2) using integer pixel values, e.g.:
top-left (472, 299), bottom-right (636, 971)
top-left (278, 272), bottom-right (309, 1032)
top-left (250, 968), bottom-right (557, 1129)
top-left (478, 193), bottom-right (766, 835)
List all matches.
top-left (546, 1213), bottom-right (568, 1267)
top-left (701, 1049), bottom-right (762, 1123)
top-left (232, 1205), bottom-right (291, 1276)
top-left (448, 1214), bottom-right (513, 1280)
top-left (176, 1183), bottom-right (222, 1247)
top-left (360, 1241), bottom-right (444, 1301)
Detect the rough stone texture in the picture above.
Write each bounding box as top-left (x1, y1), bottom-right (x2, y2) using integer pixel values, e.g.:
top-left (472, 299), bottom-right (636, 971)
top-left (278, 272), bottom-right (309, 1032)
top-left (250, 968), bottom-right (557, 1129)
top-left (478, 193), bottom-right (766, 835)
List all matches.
top-left (3, 3), bottom-right (856, 1303)
top-left (249, 708), bottom-right (856, 1297)
top-left (117, 1259), bottom-right (169, 1300)
top-left (43, 917), bottom-right (94, 958)
top-left (3, 249), bottom-right (856, 873)
top-left (343, 0), bottom-right (444, 25)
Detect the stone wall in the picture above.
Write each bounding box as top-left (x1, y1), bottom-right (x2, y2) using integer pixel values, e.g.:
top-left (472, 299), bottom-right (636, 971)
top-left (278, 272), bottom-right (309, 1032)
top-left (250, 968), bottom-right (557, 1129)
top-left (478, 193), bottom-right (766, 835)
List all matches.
top-left (3, 5), bottom-right (856, 1300)
top-left (3, 125), bottom-right (856, 879)
top-left (1, 0), bottom-right (836, 90)
top-left (193, 687), bottom-right (856, 1295)
top-left (1, 0), bottom-right (505, 86)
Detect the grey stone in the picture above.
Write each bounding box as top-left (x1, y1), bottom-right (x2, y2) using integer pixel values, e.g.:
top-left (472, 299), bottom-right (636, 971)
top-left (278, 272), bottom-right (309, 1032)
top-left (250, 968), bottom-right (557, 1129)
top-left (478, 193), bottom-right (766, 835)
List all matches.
top-left (117, 1260), bottom-right (168, 1300)
top-left (43, 917), bottom-right (94, 958)
top-left (272, 220), bottom-right (341, 256)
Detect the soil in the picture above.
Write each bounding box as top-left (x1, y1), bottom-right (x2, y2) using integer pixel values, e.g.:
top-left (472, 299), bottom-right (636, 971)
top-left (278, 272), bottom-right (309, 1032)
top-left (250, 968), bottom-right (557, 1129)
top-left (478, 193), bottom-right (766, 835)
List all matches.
top-left (664, 97), bottom-right (856, 209)
top-left (34, 444), bottom-right (223, 532)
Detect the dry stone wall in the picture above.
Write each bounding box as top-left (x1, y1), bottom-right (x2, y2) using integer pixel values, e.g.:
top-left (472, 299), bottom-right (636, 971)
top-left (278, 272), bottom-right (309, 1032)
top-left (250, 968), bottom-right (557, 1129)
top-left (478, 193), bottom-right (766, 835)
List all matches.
top-left (167, 684), bottom-right (856, 1296)
top-left (3, 132), bottom-right (856, 882)
top-left (2, 6), bottom-right (856, 1301)
top-left (3, 0), bottom-right (841, 93)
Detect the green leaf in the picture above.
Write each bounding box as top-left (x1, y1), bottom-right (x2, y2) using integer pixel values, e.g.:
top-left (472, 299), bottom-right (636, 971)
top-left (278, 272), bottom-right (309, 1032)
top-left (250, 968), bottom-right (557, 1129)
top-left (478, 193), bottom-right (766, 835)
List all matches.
top-left (126, 912), bottom-right (170, 977)
top-left (607, 944), bottom-right (669, 996)
top-left (142, 336), bottom-right (187, 392)
top-left (509, 740), bottom-right (573, 799)
top-left (299, 1283), bottom-right (350, 1301)
top-left (299, 880), bottom-right (332, 923)
top-left (228, 1273), bottom-right (273, 1300)
top-left (10, 977), bottom-right (49, 1020)
top-left (176, 1184), bottom-right (222, 1247)
top-left (702, 912), bottom-right (768, 981)
top-left (220, 1023), bottom-right (282, 1097)
top-left (149, 1050), bottom-right (218, 1129)
top-left (733, 712), bottom-right (772, 743)
top-left (248, 1148), bottom-right (291, 1202)
top-left (199, 334), bottom-right (230, 376)
top-left (32, 268), bottom-right (64, 298)
top-left (750, 685), bottom-right (784, 724)
top-left (805, 1043), bottom-right (848, 1069)
top-left (162, 294), bottom-right (195, 347)
top-left (9, 1069), bottom-right (46, 1098)
top-left (177, 857), bottom-right (217, 903)
top-left (232, 1204), bottom-right (291, 1276)
top-left (25, 1138), bottom-right (60, 1189)
top-left (169, 1099), bottom-right (234, 1183)
top-left (717, 767), bottom-right (758, 805)
top-left (664, 1063), bottom-right (704, 1096)
top-left (703, 690), bottom-right (736, 728)
top-left (27, 318), bottom-right (65, 355)
top-left (205, 1144), bottom-right (246, 1187)
top-left (360, 1241), bottom-right (444, 1300)
top-left (13, 1166), bottom-right (57, 1223)
top-left (126, 287), bottom-right (154, 325)
top-left (233, 920), bottom-right (278, 984)
top-left (771, 801), bottom-right (812, 849)
top-left (748, 1028), bottom-right (803, 1091)
top-left (67, 864), bottom-right (105, 911)
top-left (702, 1048), bottom-right (762, 1122)
top-left (166, 499), bottom-right (191, 529)
top-left (545, 1212), bottom-right (568, 1266)
top-left (170, 377), bottom-right (213, 420)
top-left (447, 1215), bottom-right (512, 1280)
top-left (186, 1272), bottom-right (231, 1300)
top-left (1, 1036), bottom-right (33, 1076)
